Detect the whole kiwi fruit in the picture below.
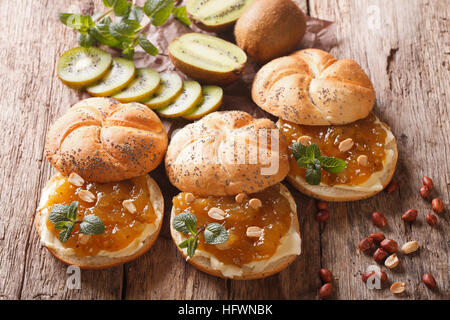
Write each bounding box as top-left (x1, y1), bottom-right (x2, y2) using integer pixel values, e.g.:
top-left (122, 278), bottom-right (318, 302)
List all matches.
top-left (235, 0), bottom-right (307, 63)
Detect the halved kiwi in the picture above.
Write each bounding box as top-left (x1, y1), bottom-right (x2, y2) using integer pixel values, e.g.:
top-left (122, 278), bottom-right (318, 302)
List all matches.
top-left (112, 68), bottom-right (160, 102)
top-left (183, 85), bottom-right (223, 120)
top-left (158, 81), bottom-right (202, 118)
top-left (187, 0), bottom-right (255, 32)
top-left (86, 58), bottom-right (136, 96)
top-left (57, 47), bottom-right (112, 88)
top-left (169, 33), bottom-right (247, 85)
top-left (141, 73), bottom-right (183, 109)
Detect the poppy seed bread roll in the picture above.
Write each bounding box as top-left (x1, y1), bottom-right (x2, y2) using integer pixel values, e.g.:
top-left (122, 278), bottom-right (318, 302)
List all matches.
top-left (252, 49), bottom-right (376, 125)
top-left (45, 97), bottom-right (168, 183)
top-left (165, 111), bottom-right (290, 196)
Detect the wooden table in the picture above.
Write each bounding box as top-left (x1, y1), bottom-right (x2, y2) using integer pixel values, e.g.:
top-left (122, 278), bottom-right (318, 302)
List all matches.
top-left (0, 0), bottom-right (448, 300)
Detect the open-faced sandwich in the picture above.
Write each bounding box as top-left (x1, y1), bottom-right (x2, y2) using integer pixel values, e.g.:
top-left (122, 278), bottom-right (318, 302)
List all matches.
top-left (252, 49), bottom-right (398, 201)
top-left (35, 97), bottom-right (168, 269)
top-left (165, 111), bottom-right (301, 279)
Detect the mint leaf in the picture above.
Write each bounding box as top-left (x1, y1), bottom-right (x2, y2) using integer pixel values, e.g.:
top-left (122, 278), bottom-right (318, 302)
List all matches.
top-left (102, 0), bottom-right (115, 7)
top-left (48, 204), bottom-right (71, 224)
top-left (305, 167), bottom-right (321, 185)
top-left (122, 46), bottom-right (135, 59)
top-left (78, 32), bottom-right (96, 47)
top-left (291, 141), bottom-right (307, 161)
top-left (187, 236), bottom-right (198, 258)
top-left (113, 0), bottom-right (130, 17)
top-left (172, 6), bottom-right (191, 26)
top-left (58, 222), bottom-right (75, 243)
top-left (144, 0), bottom-right (168, 16)
top-left (110, 19), bottom-right (141, 42)
top-left (297, 156), bottom-right (314, 168)
top-left (59, 14), bottom-right (94, 33)
top-left (145, 0), bottom-right (174, 26)
top-left (204, 223), bottom-right (228, 245)
top-left (80, 215), bottom-right (105, 235)
top-left (178, 238), bottom-right (191, 249)
top-left (320, 156), bottom-right (347, 173)
top-left (172, 212), bottom-right (197, 235)
top-left (91, 18), bottom-right (122, 48)
top-left (292, 142), bottom-right (347, 185)
top-left (67, 201), bottom-right (79, 221)
top-left (128, 6), bottom-right (144, 22)
top-left (137, 34), bottom-right (158, 56)
top-left (306, 144), bottom-right (321, 160)
top-left (59, 13), bottom-right (74, 25)
top-left (54, 221), bottom-right (70, 230)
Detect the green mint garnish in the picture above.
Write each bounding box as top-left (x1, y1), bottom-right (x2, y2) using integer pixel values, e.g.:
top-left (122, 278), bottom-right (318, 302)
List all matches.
top-left (59, 0), bottom-right (191, 59)
top-left (48, 201), bottom-right (105, 243)
top-left (203, 223), bottom-right (229, 245)
top-left (173, 211), bottom-right (228, 258)
top-left (291, 142), bottom-right (347, 185)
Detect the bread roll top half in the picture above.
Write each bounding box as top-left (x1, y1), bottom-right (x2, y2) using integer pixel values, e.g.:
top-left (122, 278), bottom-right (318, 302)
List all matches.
top-left (45, 97), bottom-right (168, 183)
top-left (252, 48), bottom-right (376, 125)
top-left (165, 111), bottom-right (290, 196)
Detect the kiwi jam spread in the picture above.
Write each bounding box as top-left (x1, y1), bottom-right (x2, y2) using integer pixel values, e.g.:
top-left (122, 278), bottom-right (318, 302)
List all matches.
top-left (279, 114), bottom-right (387, 186)
top-left (172, 184), bottom-right (292, 267)
top-left (44, 174), bottom-right (156, 256)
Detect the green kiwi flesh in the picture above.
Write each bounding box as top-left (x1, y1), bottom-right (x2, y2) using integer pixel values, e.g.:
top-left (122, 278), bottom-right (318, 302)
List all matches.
top-left (158, 81), bottom-right (202, 118)
top-left (169, 33), bottom-right (247, 84)
top-left (57, 47), bottom-right (112, 87)
top-left (183, 85), bottom-right (223, 120)
top-left (141, 73), bottom-right (183, 109)
top-left (187, 0), bottom-right (256, 31)
top-left (112, 68), bottom-right (160, 102)
top-left (86, 58), bottom-right (136, 96)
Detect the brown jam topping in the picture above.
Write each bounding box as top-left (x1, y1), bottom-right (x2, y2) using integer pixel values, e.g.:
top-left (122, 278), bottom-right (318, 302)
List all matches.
top-left (172, 185), bottom-right (292, 267)
top-left (44, 174), bottom-right (156, 256)
top-left (279, 114), bottom-right (387, 186)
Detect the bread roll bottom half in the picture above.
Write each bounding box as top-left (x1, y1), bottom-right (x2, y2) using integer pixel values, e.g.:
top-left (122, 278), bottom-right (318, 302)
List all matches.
top-left (35, 173), bottom-right (164, 269)
top-left (278, 113), bottom-right (398, 201)
top-left (170, 183), bottom-right (301, 280)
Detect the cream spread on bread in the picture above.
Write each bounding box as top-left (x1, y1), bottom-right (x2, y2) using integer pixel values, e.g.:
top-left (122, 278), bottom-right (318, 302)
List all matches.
top-left (328, 121), bottom-right (395, 192)
top-left (38, 174), bottom-right (162, 258)
top-left (173, 187), bottom-right (301, 278)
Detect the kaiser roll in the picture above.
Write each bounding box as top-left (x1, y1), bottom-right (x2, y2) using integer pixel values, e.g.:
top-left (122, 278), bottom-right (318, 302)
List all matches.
top-left (45, 97), bottom-right (168, 183)
top-left (252, 49), bottom-right (376, 125)
top-left (165, 111), bottom-right (290, 196)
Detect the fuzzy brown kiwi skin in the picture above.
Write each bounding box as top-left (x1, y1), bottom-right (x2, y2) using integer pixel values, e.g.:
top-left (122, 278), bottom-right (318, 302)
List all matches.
top-left (169, 51), bottom-right (245, 85)
top-left (57, 58), bottom-right (112, 89)
top-left (234, 0), bottom-right (307, 63)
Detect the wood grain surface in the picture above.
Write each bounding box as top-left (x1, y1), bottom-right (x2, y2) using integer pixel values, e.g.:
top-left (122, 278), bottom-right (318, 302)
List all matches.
top-left (0, 0), bottom-right (448, 300)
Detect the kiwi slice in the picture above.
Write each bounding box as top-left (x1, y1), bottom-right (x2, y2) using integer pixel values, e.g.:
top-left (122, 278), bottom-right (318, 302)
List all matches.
top-left (187, 0), bottom-right (255, 31)
top-left (57, 47), bottom-right (112, 88)
top-left (141, 73), bottom-right (183, 109)
top-left (183, 85), bottom-right (223, 120)
top-left (86, 58), bottom-right (136, 96)
top-left (158, 81), bottom-right (202, 118)
top-left (169, 33), bottom-right (247, 85)
top-left (112, 68), bottom-right (160, 102)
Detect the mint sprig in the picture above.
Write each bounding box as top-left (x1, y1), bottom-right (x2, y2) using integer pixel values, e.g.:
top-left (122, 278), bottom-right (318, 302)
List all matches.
top-left (59, 0), bottom-right (191, 59)
top-left (291, 142), bottom-right (347, 185)
top-left (173, 211), bottom-right (228, 258)
top-left (48, 201), bottom-right (105, 243)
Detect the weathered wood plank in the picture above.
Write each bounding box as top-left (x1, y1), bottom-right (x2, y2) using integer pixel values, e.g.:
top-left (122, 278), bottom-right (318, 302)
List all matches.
top-left (1, 0), bottom-right (125, 300)
top-left (309, 0), bottom-right (449, 299)
top-left (1, 0), bottom-right (448, 301)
